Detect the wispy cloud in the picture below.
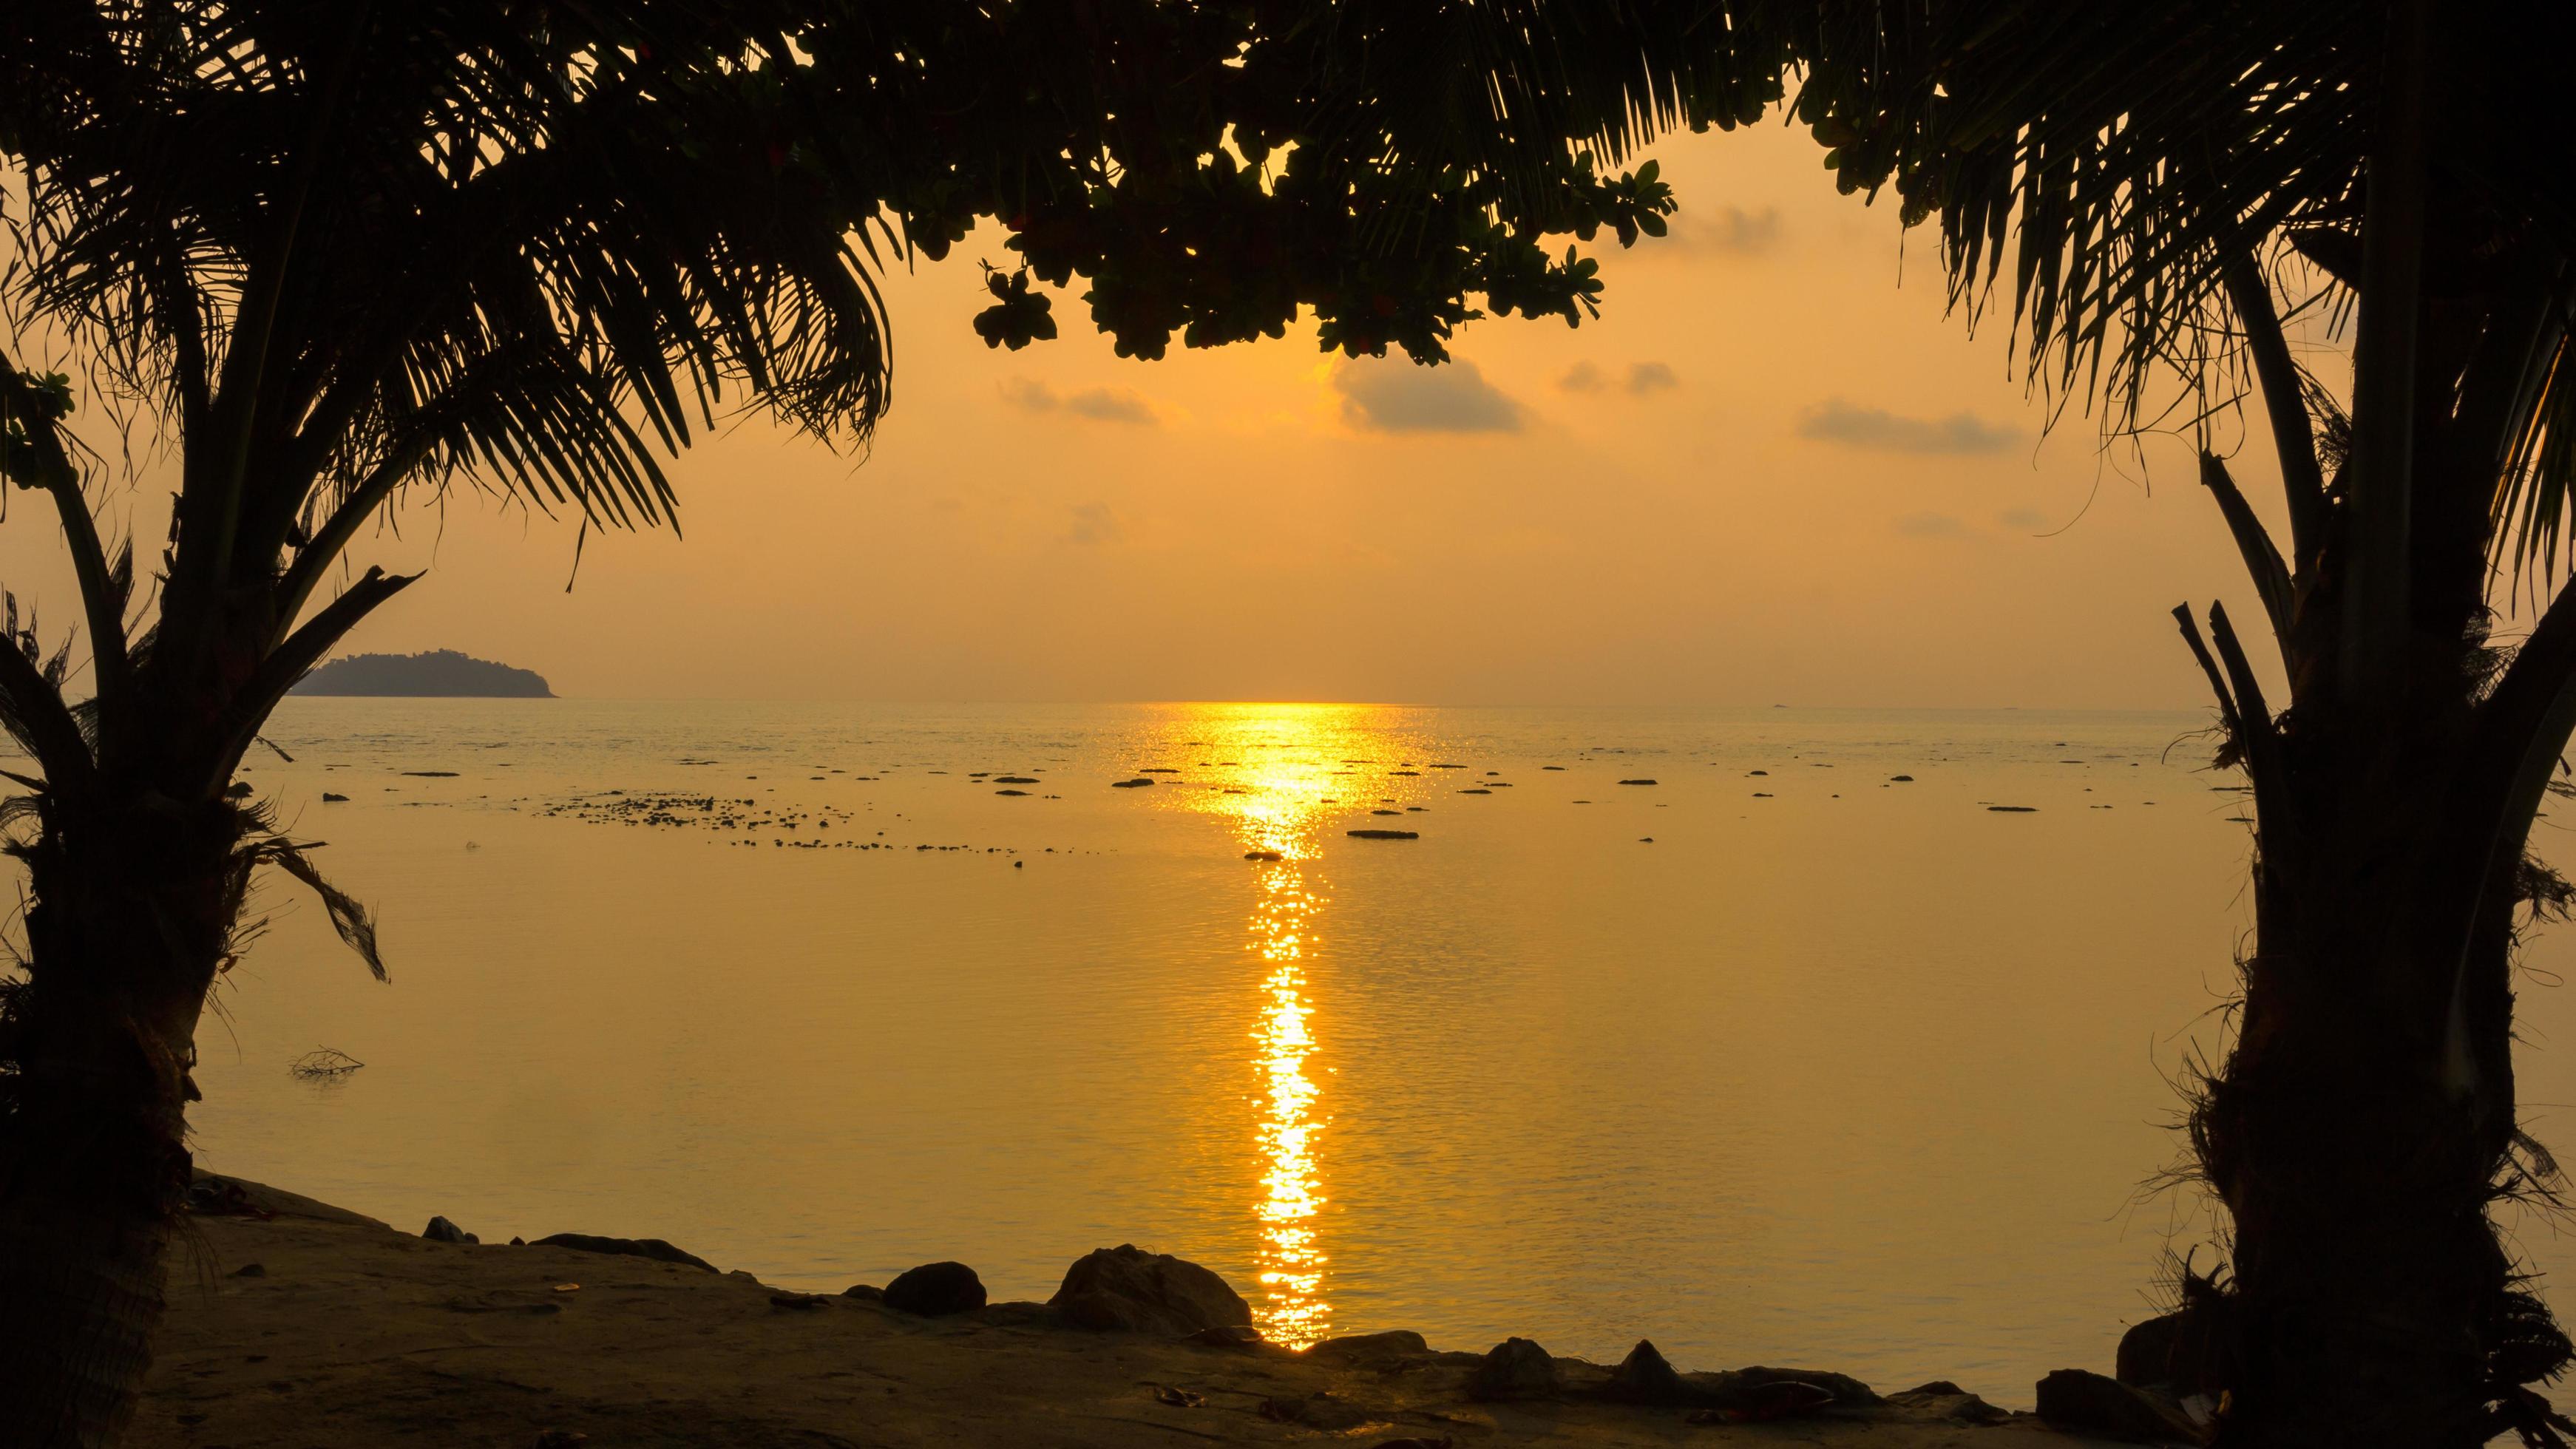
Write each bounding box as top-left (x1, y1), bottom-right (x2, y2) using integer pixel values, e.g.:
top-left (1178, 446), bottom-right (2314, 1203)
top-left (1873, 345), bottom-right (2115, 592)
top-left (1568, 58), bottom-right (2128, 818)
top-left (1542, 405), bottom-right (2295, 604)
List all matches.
top-left (1662, 205), bottom-right (1783, 255)
top-left (1795, 399), bottom-right (2019, 455)
top-left (1559, 361), bottom-right (1678, 397)
top-left (1000, 376), bottom-right (1156, 425)
top-left (1895, 511), bottom-right (1968, 539)
top-left (1997, 506), bottom-right (2050, 530)
top-left (1065, 502), bottom-right (1125, 545)
top-left (1335, 358), bottom-right (1521, 434)
top-left (1624, 361), bottom-right (1678, 396)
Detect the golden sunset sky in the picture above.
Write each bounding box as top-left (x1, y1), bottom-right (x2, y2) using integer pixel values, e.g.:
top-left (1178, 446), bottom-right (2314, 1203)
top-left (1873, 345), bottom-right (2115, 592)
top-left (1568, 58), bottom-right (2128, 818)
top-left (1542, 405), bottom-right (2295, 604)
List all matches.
top-left (18, 123), bottom-right (2311, 707)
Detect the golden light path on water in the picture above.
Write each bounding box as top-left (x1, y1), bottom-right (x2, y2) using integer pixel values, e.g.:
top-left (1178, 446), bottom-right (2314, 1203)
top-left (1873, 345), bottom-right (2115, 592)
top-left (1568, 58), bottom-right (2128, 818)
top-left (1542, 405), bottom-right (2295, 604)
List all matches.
top-left (1169, 702), bottom-right (1414, 1348)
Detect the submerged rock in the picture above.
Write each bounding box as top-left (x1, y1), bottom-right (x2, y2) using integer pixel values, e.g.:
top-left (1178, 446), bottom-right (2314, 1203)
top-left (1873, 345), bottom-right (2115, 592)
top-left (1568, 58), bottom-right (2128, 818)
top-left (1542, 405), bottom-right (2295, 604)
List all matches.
top-left (884, 1260), bottom-right (986, 1317)
top-left (1111, 778), bottom-right (1153, 789)
top-left (533, 1232), bottom-right (716, 1273)
top-left (1468, 1337), bottom-right (1559, 1401)
top-left (1049, 1244), bottom-right (1250, 1335)
top-left (1244, 849), bottom-right (1284, 861)
top-left (1346, 829), bottom-right (1420, 840)
top-left (1617, 778), bottom-right (1658, 786)
top-left (321, 791), bottom-right (349, 802)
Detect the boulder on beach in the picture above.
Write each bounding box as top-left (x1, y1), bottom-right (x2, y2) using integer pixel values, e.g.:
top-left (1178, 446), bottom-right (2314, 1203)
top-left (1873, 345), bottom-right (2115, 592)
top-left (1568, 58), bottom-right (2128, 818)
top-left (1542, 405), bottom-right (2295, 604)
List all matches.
top-left (1698, 1365), bottom-right (1880, 1412)
top-left (2116, 1303), bottom-right (2233, 1396)
top-left (1048, 1244), bottom-right (1250, 1335)
top-left (421, 1215), bottom-right (478, 1244)
top-left (532, 1232), bottom-right (717, 1273)
top-left (1890, 1382), bottom-right (2012, 1424)
top-left (2035, 1368), bottom-right (2209, 1444)
top-left (884, 1260), bottom-right (987, 1317)
top-left (1607, 1339), bottom-right (1687, 1402)
top-left (1305, 1329), bottom-right (1429, 1365)
top-left (1468, 1337), bottom-right (1560, 1401)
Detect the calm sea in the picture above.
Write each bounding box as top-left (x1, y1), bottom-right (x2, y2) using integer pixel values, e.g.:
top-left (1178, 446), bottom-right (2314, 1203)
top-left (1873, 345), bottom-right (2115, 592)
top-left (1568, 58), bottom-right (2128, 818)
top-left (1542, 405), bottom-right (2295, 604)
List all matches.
top-left (161, 700), bottom-right (2576, 1405)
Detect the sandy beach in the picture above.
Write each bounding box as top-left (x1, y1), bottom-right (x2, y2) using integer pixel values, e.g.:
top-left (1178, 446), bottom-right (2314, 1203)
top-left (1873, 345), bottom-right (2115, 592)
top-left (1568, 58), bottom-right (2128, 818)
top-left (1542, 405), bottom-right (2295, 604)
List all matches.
top-left (132, 1176), bottom-right (2123, 1448)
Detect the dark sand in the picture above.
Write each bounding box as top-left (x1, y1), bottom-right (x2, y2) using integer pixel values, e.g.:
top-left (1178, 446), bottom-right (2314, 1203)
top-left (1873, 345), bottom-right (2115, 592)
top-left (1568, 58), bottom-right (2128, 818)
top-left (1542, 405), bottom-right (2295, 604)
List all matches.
top-left (135, 1178), bottom-right (2118, 1448)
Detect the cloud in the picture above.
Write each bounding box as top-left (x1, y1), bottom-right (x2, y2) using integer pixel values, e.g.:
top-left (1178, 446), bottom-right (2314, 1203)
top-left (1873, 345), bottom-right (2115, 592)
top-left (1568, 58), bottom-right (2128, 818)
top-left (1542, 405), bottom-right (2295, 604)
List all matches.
top-left (1624, 362), bottom-right (1678, 396)
top-left (1795, 399), bottom-right (2019, 455)
top-left (1666, 205), bottom-right (1783, 255)
top-left (1335, 358), bottom-right (1522, 434)
top-left (1065, 502), bottom-right (1125, 545)
top-left (1557, 360), bottom-right (1676, 397)
top-left (1895, 511), bottom-right (1968, 539)
top-left (1000, 377), bottom-right (1058, 412)
top-left (1065, 387), bottom-right (1155, 424)
top-left (1000, 377), bottom-right (1156, 424)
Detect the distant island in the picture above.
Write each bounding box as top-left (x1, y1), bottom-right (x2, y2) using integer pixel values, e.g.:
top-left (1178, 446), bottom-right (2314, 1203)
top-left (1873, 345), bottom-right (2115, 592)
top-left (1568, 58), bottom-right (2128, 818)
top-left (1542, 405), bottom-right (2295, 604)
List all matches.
top-left (292, 650), bottom-right (555, 698)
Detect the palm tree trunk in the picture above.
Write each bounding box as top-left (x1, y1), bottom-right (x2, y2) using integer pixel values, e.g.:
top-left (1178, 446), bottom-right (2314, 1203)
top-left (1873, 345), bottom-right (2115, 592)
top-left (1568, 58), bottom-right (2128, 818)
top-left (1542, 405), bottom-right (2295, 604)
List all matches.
top-left (0, 794), bottom-right (244, 1448)
top-left (2195, 747), bottom-right (2551, 1446)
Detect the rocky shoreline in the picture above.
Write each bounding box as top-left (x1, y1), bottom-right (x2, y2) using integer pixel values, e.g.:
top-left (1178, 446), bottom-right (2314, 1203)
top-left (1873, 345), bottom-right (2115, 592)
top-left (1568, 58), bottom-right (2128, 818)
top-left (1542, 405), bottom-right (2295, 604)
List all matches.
top-left (138, 1174), bottom-right (2185, 1448)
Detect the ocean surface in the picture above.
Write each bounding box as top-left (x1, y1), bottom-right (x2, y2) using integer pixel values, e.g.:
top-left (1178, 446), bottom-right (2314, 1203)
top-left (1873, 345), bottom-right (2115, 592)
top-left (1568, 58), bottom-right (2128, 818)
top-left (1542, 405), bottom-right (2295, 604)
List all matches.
top-left (156, 699), bottom-right (2576, 1405)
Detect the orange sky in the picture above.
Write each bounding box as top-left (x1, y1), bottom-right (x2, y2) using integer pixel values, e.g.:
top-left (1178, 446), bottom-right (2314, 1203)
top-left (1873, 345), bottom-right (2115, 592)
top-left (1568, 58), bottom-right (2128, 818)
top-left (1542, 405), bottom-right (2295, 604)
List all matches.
top-left (15, 122), bottom-right (2310, 707)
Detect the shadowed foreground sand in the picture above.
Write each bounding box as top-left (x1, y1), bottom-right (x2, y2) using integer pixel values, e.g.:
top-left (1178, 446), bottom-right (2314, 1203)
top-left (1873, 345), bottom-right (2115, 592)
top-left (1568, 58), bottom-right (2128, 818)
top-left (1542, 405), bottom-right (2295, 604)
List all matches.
top-left (135, 1179), bottom-right (2120, 1448)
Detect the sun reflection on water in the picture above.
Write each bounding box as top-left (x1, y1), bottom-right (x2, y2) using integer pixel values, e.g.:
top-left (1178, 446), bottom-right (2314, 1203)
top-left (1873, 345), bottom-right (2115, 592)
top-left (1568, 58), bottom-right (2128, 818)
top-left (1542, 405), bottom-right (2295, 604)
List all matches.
top-left (1249, 864), bottom-right (1329, 1345)
top-left (1158, 703), bottom-right (1430, 1348)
